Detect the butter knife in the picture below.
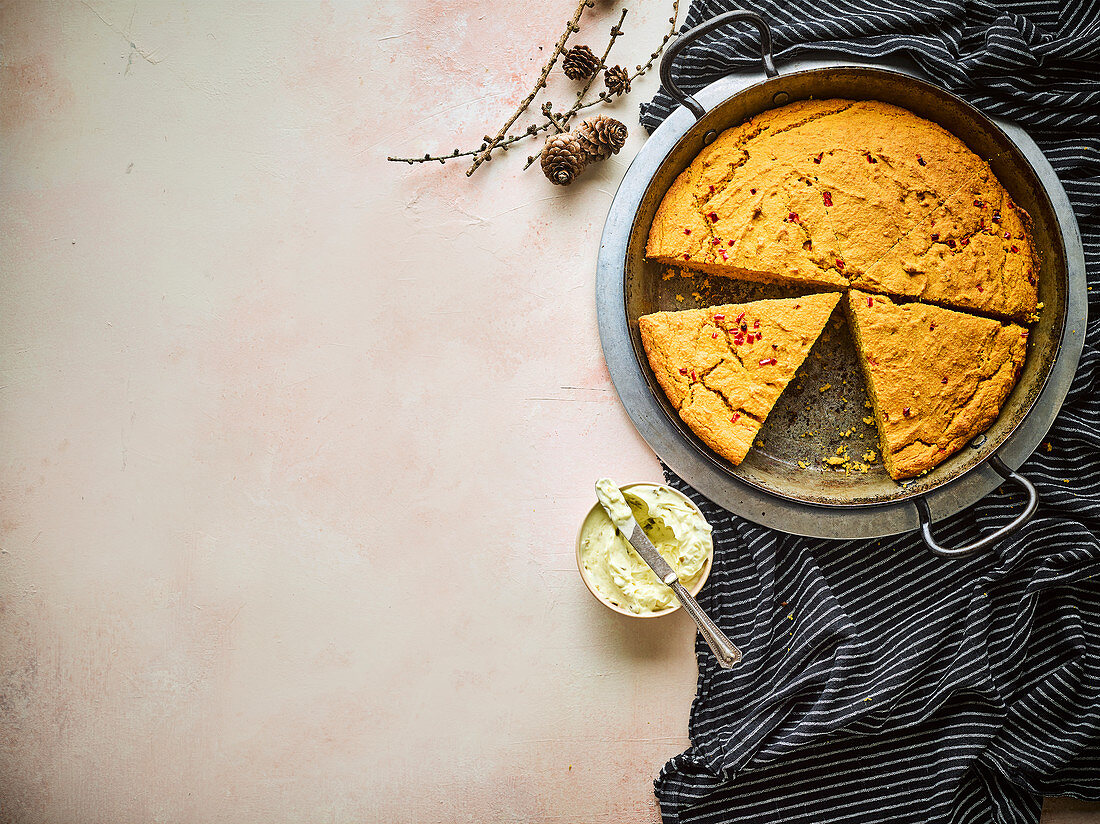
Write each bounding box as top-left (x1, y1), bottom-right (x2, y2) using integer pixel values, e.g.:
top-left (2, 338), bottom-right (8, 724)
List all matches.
top-left (595, 480), bottom-right (742, 668)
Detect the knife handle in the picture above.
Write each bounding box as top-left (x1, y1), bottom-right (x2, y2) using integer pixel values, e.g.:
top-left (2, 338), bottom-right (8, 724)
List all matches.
top-left (670, 581), bottom-right (742, 669)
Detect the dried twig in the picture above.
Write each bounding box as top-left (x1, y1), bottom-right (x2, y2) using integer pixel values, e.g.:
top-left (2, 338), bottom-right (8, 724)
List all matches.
top-left (567, 8), bottom-right (628, 117)
top-left (627, 0), bottom-right (681, 87)
top-left (389, 128), bottom-right (542, 166)
top-left (524, 8), bottom-right (628, 170)
top-left (464, 0), bottom-right (594, 177)
top-left (541, 102), bottom-right (569, 133)
top-left (545, 0), bottom-right (680, 120)
top-left (386, 0), bottom-right (680, 171)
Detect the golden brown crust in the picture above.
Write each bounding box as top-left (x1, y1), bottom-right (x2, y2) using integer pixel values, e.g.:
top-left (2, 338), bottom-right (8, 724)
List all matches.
top-left (639, 293), bottom-right (841, 465)
top-left (679, 384), bottom-right (764, 465)
top-left (645, 98), bottom-right (1037, 320)
top-left (851, 171), bottom-right (1039, 319)
top-left (846, 291), bottom-right (1027, 479)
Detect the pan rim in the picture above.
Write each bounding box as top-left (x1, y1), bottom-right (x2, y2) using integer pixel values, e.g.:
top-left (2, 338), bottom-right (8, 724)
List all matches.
top-left (627, 65), bottom-right (1067, 508)
top-left (597, 56), bottom-right (1086, 536)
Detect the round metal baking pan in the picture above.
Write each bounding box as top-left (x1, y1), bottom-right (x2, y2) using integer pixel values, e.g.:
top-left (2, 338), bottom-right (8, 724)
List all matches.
top-left (596, 17), bottom-right (1087, 547)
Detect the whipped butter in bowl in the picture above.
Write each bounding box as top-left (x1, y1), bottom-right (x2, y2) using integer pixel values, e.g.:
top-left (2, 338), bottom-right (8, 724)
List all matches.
top-left (577, 481), bottom-right (714, 617)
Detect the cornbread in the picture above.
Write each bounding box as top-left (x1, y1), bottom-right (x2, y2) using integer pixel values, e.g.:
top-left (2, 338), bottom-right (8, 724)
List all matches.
top-left (853, 168), bottom-right (1038, 320)
top-left (645, 99), bottom-right (1038, 320)
top-left (639, 293), bottom-right (841, 465)
top-left (846, 291), bottom-right (1027, 480)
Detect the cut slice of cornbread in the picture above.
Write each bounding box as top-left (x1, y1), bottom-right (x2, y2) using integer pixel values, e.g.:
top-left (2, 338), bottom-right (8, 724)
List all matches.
top-left (845, 291), bottom-right (1027, 480)
top-left (639, 293), bottom-right (842, 465)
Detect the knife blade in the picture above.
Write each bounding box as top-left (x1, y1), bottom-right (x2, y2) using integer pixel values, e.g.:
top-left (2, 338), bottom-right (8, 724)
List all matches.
top-left (626, 521), bottom-right (678, 585)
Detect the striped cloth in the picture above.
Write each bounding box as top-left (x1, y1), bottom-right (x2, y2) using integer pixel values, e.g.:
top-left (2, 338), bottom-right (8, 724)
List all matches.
top-left (640, 1), bottom-right (1100, 822)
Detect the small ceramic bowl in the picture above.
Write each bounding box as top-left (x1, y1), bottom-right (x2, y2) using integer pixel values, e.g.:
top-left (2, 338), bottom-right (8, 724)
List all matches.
top-left (576, 482), bottom-right (714, 618)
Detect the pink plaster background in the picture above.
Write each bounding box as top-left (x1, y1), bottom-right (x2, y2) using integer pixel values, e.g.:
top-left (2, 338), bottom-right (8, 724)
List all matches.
top-left (2, 3), bottom-right (1091, 823)
top-left (0, 2), bottom-right (689, 822)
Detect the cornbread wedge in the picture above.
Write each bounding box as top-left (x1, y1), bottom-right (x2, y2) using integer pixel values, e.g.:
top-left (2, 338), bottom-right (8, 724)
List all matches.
top-left (846, 291), bottom-right (1027, 480)
top-left (639, 293), bottom-right (842, 465)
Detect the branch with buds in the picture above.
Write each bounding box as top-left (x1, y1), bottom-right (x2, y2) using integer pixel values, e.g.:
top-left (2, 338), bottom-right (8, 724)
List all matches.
top-left (387, 1), bottom-right (680, 179)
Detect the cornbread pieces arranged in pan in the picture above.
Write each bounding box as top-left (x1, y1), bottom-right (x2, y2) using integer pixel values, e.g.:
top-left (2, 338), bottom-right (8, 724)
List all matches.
top-left (639, 293), bottom-right (842, 466)
top-left (645, 98), bottom-right (1038, 320)
top-left (846, 291), bottom-right (1027, 480)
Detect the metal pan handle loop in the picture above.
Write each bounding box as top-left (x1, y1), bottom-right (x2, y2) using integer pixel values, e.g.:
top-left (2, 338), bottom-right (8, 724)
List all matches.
top-left (659, 10), bottom-right (779, 122)
top-left (915, 456), bottom-right (1039, 558)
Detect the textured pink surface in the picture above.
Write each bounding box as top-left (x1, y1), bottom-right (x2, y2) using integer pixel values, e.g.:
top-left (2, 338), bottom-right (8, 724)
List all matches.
top-left (2, 5), bottom-right (1094, 823)
top-left (0, 2), bottom-right (692, 822)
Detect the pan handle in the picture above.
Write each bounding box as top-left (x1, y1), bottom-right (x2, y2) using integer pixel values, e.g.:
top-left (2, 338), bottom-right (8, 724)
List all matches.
top-left (915, 456), bottom-right (1039, 559)
top-left (659, 10), bottom-right (779, 122)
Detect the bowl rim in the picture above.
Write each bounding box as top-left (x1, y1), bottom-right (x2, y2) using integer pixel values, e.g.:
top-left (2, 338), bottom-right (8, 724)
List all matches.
top-left (575, 481), bottom-right (714, 618)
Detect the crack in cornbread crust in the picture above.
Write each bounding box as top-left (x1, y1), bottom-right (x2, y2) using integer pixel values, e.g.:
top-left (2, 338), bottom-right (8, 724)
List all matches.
top-left (829, 150), bottom-right (1034, 319)
top-left (845, 291), bottom-right (1027, 480)
top-left (838, 168), bottom-right (986, 290)
top-left (853, 169), bottom-right (1038, 319)
top-left (647, 100), bottom-right (857, 289)
top-left (691, 100), bottom-right (856, 210)
top-left (639, 294), bottom-right (841, 465)
top-left (645, 99), bottom-right (1038, 320)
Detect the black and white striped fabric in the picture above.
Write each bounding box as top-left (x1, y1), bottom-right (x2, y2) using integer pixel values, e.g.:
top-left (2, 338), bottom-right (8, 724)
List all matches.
top-left (640, 2), bottom-right (1100, 821)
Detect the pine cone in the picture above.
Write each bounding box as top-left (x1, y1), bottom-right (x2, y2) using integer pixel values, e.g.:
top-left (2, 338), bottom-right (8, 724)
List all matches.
top-left (603, 65), bottom-right (631, 96)
top-left (562, 45), bottom-right (600, 80)
top-left (540, 132), bottom-right (588, 185)
top-left (575, 115), bottom-right (628, 162)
